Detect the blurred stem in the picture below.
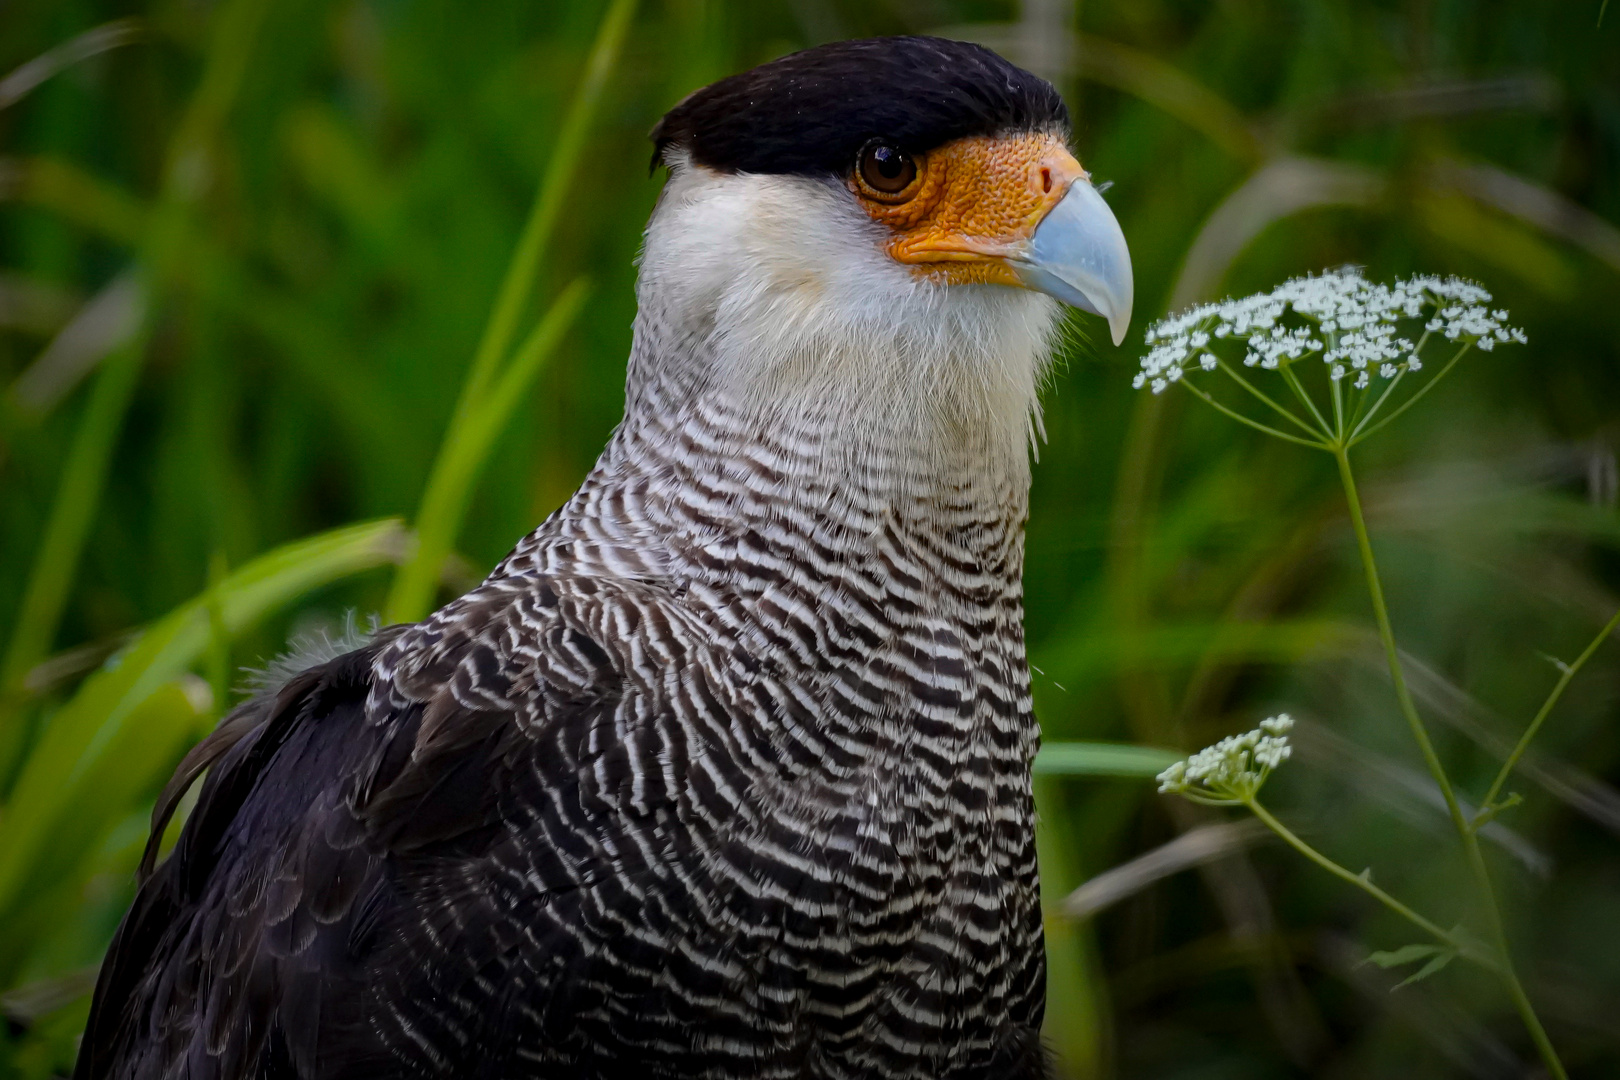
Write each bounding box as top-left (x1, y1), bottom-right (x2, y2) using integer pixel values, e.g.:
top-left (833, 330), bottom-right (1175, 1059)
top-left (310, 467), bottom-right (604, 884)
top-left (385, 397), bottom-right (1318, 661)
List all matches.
top-left (1478, 605), bottom-right (1620, 815)
top-left (385, 0), bottom-right (637, 624)
top-left (1242, 798), bottom-right (1488, 967)
top-left (385, 279), bottom-right (590, 623)
top-left (1333, 445), bottom-right (1567, 1079)
top-left (1035, 776), bottom-right (1112, 1079)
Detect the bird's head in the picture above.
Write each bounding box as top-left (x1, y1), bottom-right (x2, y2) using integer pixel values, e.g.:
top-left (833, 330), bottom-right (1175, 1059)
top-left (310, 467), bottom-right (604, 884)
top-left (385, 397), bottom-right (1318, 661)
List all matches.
top-left (635, 36), bottom-right (1132, 462)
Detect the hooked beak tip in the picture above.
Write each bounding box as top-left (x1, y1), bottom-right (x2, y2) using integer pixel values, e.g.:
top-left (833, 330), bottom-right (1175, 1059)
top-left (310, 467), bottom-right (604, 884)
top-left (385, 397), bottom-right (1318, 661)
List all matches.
top-left (1012, 179), bottom-right (1134, 347)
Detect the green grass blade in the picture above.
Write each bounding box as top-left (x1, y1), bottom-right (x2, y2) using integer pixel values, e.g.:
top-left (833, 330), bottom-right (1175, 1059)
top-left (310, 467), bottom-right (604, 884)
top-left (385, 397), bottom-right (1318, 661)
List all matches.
top-left (0, 679), bottom-right (207, 984)
top-left (0, 518), bottom-right (405, 932)
top-left (1, 0), bottom-right (273, 754)
top-left (458, 0), bottom-right (638, 411)
top-left (1034, 741), bottom-right (1184, 778)
top-left (0, 20), bottom-right (142, 113)
top-left (1, 157), bottom-right (401, 460)
top-left (386, 280), bottom-right (590, 623)
top-left (3, 155), bottom-right (148, 245)
top-left (1036, 775), bottom-right (1113, 1078)
top-left (385, 0), bottom-right (639, 623)
top-left (1, 339), bottom-right (144, 701)
top-left (1075, 33), bottom-right (1261, 163)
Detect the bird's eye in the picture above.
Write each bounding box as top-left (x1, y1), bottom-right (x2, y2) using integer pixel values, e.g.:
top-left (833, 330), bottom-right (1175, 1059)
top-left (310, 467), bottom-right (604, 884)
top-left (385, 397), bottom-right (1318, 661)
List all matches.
top-left (857, 141), bottom-right (918, 197)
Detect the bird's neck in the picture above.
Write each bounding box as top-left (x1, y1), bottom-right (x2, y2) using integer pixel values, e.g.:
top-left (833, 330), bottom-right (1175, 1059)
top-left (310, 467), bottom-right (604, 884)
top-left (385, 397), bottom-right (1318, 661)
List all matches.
top-left (499, 295), bottom-right (1051, 589)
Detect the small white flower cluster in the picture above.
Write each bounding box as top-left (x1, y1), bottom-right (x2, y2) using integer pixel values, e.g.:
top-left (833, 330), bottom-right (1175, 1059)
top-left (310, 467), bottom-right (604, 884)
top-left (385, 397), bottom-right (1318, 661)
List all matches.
top-left (1134, 269), bottom-right (1525, 394)
top-left (1156, 714), bottom-right (1295, 804)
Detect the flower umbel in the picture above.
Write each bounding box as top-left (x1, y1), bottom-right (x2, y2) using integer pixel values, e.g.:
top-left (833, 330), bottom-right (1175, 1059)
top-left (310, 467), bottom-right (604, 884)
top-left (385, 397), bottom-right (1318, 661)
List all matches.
top-left (1156, 713), bottom-right (1295, 805)
top-left (1131, 268), bottom-right (1524, 449)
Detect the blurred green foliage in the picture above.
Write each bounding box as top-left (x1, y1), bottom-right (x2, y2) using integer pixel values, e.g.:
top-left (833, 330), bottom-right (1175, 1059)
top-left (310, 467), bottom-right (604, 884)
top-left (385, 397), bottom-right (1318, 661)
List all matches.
top-left (1, 0), bottom-right (1617, 1077)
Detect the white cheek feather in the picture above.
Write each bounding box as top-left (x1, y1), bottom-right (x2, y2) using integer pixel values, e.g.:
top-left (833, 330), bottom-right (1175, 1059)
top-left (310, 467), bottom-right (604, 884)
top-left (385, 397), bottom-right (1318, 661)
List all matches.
top-left (635, 156), bottom-right (1062, 480)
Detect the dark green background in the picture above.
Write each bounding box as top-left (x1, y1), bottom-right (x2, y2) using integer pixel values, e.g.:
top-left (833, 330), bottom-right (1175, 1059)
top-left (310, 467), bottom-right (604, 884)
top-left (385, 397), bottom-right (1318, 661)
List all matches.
top-left (1, 1), bottom-right (1617, 1076)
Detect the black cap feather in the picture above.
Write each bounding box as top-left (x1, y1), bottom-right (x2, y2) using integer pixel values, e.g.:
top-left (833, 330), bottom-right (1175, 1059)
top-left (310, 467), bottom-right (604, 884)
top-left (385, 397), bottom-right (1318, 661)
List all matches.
top-left (651, 36), bottom-right (1068, 177)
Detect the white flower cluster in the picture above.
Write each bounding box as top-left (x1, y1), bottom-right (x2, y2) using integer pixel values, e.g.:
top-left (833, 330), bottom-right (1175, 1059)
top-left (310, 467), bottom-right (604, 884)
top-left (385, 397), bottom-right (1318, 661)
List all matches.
top-left (1134, 269), bottom-right (1525, 394)
top-left (1156, 714), bottom-right (1296, 804)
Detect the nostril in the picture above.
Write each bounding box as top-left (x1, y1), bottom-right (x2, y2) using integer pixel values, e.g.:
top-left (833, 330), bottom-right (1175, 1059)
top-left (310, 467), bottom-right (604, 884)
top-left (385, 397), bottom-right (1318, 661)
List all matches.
top-left (1041, 168), bottom-right (1052, 194)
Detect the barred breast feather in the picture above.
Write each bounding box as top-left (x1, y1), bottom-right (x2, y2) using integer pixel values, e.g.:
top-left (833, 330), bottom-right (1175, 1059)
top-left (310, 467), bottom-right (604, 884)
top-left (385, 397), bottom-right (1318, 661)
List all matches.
top-left (78, 378), bottom-right (1049, 1079)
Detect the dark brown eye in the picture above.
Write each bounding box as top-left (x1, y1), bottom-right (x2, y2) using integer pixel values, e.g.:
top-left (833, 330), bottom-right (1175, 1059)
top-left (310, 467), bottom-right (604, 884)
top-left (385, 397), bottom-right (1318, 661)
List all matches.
top-left (858, 141), bottom-right (917, 196)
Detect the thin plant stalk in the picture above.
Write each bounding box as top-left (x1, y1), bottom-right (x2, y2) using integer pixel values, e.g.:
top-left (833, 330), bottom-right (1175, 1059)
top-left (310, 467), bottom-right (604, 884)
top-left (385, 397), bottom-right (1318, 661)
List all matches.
top-left (385, 0), bottom-right (637, 624)
top-left (1212, 358), bottom-right (1320, 437)
top-left (1333, 444), bottom-right (1568, 1080)
top-left (1179, 381), bottom-right (1325, 448)
top-left (1278, 363), bottom-right (1332, 437)
top-left (1329, 369), bottom-right (1346, 442)
top-left (457, 0), bottom-right (637, 411)
top-left (1349, 340), bottom-right (1470, 446)
top-left (1243, 797), bottom-right (1493, 969)
top-left (1478, 605), bottom-right (1620, 815)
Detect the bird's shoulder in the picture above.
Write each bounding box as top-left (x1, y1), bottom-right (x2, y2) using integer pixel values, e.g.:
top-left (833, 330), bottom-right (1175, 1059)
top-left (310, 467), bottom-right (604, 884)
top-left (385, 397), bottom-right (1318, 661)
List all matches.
top-left (381, 566), bottom-right (706, 718)
top-left (77, 568), bottom-right (713, 1080)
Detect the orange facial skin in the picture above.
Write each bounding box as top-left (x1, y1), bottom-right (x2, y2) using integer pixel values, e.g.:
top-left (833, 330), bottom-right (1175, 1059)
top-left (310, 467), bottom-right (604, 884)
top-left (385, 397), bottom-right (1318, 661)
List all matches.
top-left (850, 132), bottom-right (1087, 287)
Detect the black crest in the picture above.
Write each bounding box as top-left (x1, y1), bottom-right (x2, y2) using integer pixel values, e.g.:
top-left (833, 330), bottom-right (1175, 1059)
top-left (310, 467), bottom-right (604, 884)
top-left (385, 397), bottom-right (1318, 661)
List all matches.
top-left (651, 36), bottom-right (1068, 177)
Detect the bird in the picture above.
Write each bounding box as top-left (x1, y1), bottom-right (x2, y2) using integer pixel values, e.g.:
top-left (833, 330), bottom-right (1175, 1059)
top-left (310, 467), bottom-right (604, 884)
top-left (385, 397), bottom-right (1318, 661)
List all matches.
top-left (75, 34), bottom-right (1131, 1080)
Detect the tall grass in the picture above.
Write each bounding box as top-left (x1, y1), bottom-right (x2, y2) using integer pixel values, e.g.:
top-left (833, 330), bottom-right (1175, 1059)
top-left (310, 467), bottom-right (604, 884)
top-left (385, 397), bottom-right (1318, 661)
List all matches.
top-left (1, 1), bottom-right (1616, 1077)
top-left (384, 0), bottom-right (637, 623)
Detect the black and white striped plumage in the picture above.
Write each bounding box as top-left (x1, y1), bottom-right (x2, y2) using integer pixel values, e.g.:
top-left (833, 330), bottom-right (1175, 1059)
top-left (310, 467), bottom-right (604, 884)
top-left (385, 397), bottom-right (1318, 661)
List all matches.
top-left (78, 36), bottom-right (1133, 1080)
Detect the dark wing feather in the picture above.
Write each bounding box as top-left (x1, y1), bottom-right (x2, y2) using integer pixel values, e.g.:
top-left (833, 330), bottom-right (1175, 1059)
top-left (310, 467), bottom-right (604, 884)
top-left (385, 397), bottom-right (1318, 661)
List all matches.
top-left (73, 608), bottom-right (559, 1080)
top-left (76, 578), bottom-right (643, 1080)
top-left (78, 633), bottom-right (397, 1080)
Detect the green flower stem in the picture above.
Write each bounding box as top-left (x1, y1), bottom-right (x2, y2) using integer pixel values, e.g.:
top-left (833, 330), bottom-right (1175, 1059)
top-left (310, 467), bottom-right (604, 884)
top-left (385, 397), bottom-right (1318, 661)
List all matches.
top-left (1242, 797), bottom-right (1490, 968)
top-left (1329, 369), bottom-right (1346, 442)
top-left (1332, 449), bottom-right (1466, 839)
top-left (1179, 381), bottom-right (1326, 448)
top-left (1349, 340), bottom-right (1470, 447)
top-left (1348, 368), bottom-right (1407, 442)
top-left (1478, 605), bottom-right (1620, 816)
top-left (1212, 358), bottom-right (1321, 437)
top-left (1277, 363), bottom-right (1332, 437)
top-left (1333, 445), bottom-right (1567, 1080)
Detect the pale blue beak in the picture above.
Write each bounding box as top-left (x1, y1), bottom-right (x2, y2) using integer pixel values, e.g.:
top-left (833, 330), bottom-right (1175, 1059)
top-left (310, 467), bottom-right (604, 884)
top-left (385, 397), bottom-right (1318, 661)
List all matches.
top-left (1010, 179), bottom-right (1134, 346)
